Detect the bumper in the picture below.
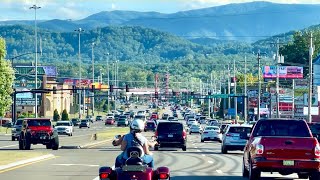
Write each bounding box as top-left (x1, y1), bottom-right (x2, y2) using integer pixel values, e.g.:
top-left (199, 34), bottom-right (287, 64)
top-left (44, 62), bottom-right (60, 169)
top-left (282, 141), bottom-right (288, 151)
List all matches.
top-left (224, 145), bottom-right (245, 151)
top-left (12, 132), bottom-right (20, 138)
top-left (157, 139), bottom-right (186, 148)
top-left (57, 131), bottom-right (71, 135)
top-left (253, 157), bottom-right (320, 172)
top-left (202, 136), bottom-right (221, 141)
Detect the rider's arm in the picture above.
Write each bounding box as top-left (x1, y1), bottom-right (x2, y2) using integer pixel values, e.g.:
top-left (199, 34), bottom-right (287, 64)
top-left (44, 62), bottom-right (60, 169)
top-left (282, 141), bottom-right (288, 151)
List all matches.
top-left (113, 135), bottom-right (124, 146)
top-left (143, 142), bottom-right (152, 155)
top-left (120, 138), bottom-right (127, 151)
top-left (147, 140), bottom-right (157, 148)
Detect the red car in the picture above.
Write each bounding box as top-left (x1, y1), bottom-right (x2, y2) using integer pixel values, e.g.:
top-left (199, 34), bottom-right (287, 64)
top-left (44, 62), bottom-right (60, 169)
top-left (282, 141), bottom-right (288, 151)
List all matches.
top-left (150, 113), bottom-right (158, 120)
top-left (242, 119), bottom-right (320, 180)
top-left (105, 117), bottom-right (115, 125)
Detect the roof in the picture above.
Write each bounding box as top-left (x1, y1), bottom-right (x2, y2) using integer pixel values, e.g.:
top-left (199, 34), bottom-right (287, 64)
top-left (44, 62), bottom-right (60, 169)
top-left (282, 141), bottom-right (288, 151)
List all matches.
top-left (228, 124), bottom-right (252, 128)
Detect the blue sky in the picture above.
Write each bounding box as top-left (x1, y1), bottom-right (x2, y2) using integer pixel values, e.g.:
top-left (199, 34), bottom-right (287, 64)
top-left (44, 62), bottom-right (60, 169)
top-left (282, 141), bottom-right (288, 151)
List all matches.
top-left (0, 0), bottom-right (319, 21)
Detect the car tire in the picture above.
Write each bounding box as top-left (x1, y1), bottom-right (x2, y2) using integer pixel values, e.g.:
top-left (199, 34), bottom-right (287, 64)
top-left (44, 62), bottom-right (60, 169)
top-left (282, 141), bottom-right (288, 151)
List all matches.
top-left (249, 160), bottom-right (261, 180)
top-left (79, 126), bottom-right (82, 129)
top-left (189, 132), bottom-right (192, 135)
top-left (221, 145), bottom-right (228, 154)
top-left (242, 158), bottom-right (249, 178)
top-left (11, 136), bottom-right (15, 141)
top-left (310, 172), bottom-right (320, 180)
top-left (51, 137), bottom-right (59, 150)
top-left (182, 146), bottom-right (187, 151)
top-left (154, 145), bottom-right (159, 151)
top-left (46, 143), bottom-right (52, 149)
top-left (201, 139), bottom-right (204, 142)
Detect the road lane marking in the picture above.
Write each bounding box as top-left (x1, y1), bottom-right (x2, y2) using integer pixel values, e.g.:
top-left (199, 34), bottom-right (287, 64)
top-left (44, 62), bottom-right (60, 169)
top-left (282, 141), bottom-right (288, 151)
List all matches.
top-left (208, 161), bottom-right (213, 164)
top-left (53, 164), bottom-right (99, 167)
top-left (194, 147), bottom-right (198, 148)
top-left (216, 170), bottom-right (223, 174)
top-left (0, 155), bottom-right (57, 174)
top-left (197, 150), bottom-right (200, 152)
top-left (0, 144), bottom-right (17, 149)
top-left (202, 154), bottom-right (206, 157)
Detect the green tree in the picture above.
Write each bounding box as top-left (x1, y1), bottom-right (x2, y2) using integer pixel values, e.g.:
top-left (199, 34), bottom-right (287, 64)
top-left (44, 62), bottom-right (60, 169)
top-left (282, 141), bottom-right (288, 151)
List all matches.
top-left (61, 109), bottom-right (69, 120)
top-left (0, 38), bottom-right (14, 117)
top-left (53, 109), bottom-right (60, 121)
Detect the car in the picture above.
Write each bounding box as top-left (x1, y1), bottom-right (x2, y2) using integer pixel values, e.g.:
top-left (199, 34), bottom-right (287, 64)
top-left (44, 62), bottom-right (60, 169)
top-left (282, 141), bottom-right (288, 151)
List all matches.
top-left (79, 119), bottom-right (90, 128)
top-left (208, 119), bottom-right (219, 126)
top-left (11, 119), bottom-right (23, 141)
top-left (137, 110), bottom-right (145, 115)
top-left (71, 118), bottom-right (80, 126)
top-left (18, 118), bottom-right (59, 150)
top-left (219, 123), bottom-right (230, 133)
top-left (243, 119), bottom-right (320, 180)
top-left (105, 117), bottom-right (115, 125)
top-left (187, 119), bottom-right (197, 127)
top-left (96, 115), bottom-right (103, 121)
top-left (189, 124), bottom-right (202, 134)
top-left (86, 115), bottom-right (94, 123)
top-left (134, 115), bottom-right (146, 121)
top-left (114, 114), bottom-right (120, 121)
top-left (221, 124), bottom-right (252, 154)
top-left (168, 116), bottom-right (178, 121)
top-left (154, 121), bottom-right (187, 151)
top-left (161, 113), bottom-right (169, 120)
top-left (144, 121), bottom-right (157, 132)
top-left (173, 112), bottom-right (178, 117)
top-left (117, 118), bottom-right (129, 127)
top-left (55, 121), bottom-right (74, 136)
top-left (201, 126), bottom-right (222, 142)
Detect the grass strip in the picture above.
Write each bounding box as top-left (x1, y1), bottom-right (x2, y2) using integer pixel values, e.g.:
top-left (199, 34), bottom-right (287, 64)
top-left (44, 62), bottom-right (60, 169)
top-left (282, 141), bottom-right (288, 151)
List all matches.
top-left (0, 151), bottom-right (48, 166)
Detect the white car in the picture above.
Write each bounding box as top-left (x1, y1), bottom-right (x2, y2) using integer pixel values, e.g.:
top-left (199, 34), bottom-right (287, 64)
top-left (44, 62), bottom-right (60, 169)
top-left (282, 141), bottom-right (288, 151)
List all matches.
top-left (187, 119), bottom-right (197, 127)
top-left (189, 124), bottom-right (203, 134)
top-left (201, 126), bottom-right (222, 142)
top-left (221, 124), bottom-right (252, 154)
top-left (55, 121), bottom-right (73, 136)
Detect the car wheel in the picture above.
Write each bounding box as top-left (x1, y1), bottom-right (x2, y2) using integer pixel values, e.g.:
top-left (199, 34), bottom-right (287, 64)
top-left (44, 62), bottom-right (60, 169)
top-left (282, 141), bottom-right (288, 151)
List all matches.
top-left (249, 159), bottom-right (261, 180)
top-left (189, 132), bottom-right (192, 135)
top-left (297, 173), bottom-right (308, 179)
top-left (79, 126), bottom-right (82, 129)
top-left (11, 136), bottom-right (15, 141)
top-left (46, 143), bottom-right (52, 149)
top-left (310, 172), bottom-right (320, 180)
top-left (182, 146), bottom-right (187, 151)
top-left (154, 145), bottom-right (159, 151)
top-left (242, 157), bottom-right (249, 177)
top-left (201, 139), bottom-right (204, 142)
top-left (51, 137), bottom-right (59, 150)
top-left (221, 145), bottom-right (228, 154)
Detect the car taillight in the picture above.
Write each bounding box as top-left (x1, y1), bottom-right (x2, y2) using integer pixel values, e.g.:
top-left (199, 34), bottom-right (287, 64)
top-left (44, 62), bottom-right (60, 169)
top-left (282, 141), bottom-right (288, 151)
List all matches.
top-left (99, 172), bottom-right (109, 179)
top-left (182, 130), bottom-right (187, 139)
top-left (313, 139), bottom-right (320, 158)
top-left (159, 173), bottom-right (169, 179)
top-left (255, 144), bottom-right (264, 155)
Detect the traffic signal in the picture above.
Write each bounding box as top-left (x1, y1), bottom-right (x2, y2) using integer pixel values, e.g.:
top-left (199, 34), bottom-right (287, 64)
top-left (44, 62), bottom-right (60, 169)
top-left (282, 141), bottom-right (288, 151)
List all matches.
top-left (53, 86), bottom-right (57, 94)
top-left (91, 85), bottom-right (95, 92)
top-left (110, 85), bottom-right (114, 92)
top-left (125, 84), bottom-right (129, 92)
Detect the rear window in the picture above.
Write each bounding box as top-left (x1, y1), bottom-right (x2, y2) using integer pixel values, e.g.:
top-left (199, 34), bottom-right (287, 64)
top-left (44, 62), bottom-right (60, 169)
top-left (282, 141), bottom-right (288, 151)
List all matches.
top-left (253, 120), bottom-right (311, 137)
top-left (228, 127), bottom-right (251, 133)
top-left (81, 120), bottom-right (87, 123)
top-left (157, 123), bottom-right (183, 133)
top-left (27, 120), bottom-right (51, 126)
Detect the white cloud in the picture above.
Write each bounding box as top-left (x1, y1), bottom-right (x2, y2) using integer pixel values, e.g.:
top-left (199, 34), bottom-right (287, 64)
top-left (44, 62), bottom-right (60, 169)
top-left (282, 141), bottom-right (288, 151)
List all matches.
top-left (111, 3), bottom-right (117, 10)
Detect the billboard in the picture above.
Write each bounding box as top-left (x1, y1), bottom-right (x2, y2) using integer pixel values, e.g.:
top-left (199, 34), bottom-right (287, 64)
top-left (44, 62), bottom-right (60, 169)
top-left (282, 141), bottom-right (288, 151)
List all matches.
top-left (263, 66), bottom-right (303, 79)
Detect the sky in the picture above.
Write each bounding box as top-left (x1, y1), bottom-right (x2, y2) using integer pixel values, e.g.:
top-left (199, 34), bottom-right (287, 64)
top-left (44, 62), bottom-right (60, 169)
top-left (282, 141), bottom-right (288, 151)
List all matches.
top-left (0, 0), bottom-right (319, 21)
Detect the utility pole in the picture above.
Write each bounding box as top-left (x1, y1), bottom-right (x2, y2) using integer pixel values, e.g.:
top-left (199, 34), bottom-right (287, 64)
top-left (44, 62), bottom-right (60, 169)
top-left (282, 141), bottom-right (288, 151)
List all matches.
top-left (75, 28), bottom-right (84, 119)
top-left (244, 56), bottom-right (248, 123)
top-left (276, 38), bottom-right (281, 118)
top-left (257, 50), bottom-right (262, 121)
top-left (106, 53), bottom-right (110, 113)
top-left (91, 42), bottom-right (95, 116)
top-left (233, 58), bottom-right (237, 123)
top-left (30, 4), bottom-right (41, 118)
top-left (308, 33), bottom-right (314, 123)
top-left (227, 64), bottom-right (231, 109)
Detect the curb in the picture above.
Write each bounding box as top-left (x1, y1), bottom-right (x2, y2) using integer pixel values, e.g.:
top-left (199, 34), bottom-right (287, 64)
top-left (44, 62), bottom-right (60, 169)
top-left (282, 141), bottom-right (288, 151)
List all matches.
top-left (0, 154), bottom-right (55, 171)
top-left (79, 139), bottom-right (113, 149)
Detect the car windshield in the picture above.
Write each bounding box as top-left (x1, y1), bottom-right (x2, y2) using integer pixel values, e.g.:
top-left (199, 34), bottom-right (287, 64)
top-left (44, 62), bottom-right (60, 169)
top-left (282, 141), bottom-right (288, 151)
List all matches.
top-left (206, 127), bottom-right (219, 131)
top-left (157, 123), bottom-right (183, 133)
top-left (15, 120), bottom-right (23, 125)
top-left (191, 125), bottom-right (199, 128)
top-left (56, 122), bottom-right (70, 126)
top-left (253, 120), bottom-right (311, 137)
top-left (228, 126), bottom-right (252, 134)
top-left (27, 120), bottom-right (51, 126)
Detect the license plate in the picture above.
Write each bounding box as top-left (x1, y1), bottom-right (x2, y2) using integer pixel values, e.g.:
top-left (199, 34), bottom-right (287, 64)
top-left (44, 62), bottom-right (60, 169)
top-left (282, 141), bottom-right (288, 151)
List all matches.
top-left (168, 134), bottom-right (173, 138)
top-left (283, 160), bottom-right (294, 166)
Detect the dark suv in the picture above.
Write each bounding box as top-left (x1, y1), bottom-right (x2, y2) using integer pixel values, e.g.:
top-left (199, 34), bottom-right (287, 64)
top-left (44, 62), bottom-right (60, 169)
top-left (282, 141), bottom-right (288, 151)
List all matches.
top-left (154, 121), bottom-right (187, 151)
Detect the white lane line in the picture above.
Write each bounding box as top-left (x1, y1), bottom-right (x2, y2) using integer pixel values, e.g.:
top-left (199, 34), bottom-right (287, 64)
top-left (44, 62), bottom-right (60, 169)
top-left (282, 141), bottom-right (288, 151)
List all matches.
top-left (208, 161), bottom-right (214, 164)
top-left (194, 147), bottom-right (198, 148)
top-left (216, 170), bottom-right (223, 174)
top-left (202, 154), bottom-right (206, 157)
top-left (197, 150), bottom-right (200, 152)
top-left (0, 144), bottom-right (17, 149)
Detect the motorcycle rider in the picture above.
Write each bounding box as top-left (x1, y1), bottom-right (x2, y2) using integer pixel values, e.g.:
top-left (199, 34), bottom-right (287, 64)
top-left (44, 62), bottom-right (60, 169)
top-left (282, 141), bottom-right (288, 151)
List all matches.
top-left (114, 119), bottom-right (157, 168)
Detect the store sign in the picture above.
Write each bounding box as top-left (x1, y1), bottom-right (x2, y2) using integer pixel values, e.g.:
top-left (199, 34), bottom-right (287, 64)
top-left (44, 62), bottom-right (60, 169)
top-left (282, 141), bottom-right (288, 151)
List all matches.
top-left (263, 66), bottom-right (303, 79)
top-left (14, 75), bottom-right (42, 89)
top-left (16, 98), bottom-right (41, 106)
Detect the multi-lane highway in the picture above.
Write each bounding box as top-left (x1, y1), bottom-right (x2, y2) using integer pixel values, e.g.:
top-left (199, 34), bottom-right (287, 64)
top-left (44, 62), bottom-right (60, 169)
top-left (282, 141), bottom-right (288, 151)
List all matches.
top-left (0, 109), bottom-right (305, 180)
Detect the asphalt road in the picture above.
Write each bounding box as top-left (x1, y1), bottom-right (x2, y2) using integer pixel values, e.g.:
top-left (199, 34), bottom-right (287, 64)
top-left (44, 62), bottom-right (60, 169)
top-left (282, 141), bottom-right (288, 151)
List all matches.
top-left (0, 107), bottom-right (305, 180)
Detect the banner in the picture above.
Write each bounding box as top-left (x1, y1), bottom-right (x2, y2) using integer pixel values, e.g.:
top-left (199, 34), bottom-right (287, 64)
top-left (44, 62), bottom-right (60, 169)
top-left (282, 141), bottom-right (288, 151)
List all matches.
top-left (263, 66), bottom-right (303, 79)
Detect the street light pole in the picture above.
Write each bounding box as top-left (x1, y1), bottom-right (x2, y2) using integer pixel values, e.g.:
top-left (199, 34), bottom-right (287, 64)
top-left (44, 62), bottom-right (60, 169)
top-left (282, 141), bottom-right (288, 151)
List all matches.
top-left (257, 50), bottom-right (262, 121)
top-left (75, 28), bottom-right (84, 119)
top-left (30, 4), bottom-right (41, 118)
top-left (308, 33), bottom-right (314, 123)
top-left (244, 56), bottom-right (248, 123)
top-left (91, 42), bottom-right (95, 116)
top-left (233, 58), bottom-right (237, 123)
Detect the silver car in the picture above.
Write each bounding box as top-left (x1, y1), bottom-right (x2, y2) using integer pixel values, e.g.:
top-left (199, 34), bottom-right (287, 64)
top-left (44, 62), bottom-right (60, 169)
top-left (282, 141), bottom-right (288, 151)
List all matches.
top-left (221, 124), bottom-right (252, 154)
top-left (11, 119), bottom-right (23, 141)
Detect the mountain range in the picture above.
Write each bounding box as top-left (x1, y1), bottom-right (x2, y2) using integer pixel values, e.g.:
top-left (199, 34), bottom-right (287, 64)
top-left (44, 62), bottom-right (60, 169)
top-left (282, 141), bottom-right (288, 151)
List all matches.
top-left (1, 1), bottom-right (320, 42)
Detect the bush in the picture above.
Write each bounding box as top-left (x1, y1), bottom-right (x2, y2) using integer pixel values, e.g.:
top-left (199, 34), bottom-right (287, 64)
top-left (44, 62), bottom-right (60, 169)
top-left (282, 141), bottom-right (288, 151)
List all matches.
top-left (53, 109), bottom-right (60, 121)
top-left (61, 109), bottom-right (69, 120)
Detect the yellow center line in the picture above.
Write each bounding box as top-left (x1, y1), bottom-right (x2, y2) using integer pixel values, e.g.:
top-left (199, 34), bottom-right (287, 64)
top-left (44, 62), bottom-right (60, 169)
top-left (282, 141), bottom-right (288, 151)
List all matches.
top-left (0, 156), bottom-right (59, 174)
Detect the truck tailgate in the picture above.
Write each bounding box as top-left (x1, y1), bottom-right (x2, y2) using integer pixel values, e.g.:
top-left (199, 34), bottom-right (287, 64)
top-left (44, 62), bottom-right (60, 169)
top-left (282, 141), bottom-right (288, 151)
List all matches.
top-left (260, 137), bottom-right (315, 160)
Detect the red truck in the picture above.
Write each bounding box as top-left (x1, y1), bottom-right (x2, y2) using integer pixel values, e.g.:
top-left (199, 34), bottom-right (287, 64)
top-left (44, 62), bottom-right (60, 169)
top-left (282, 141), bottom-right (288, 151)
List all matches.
top-left (242, 119), bottom-right (320, 180)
